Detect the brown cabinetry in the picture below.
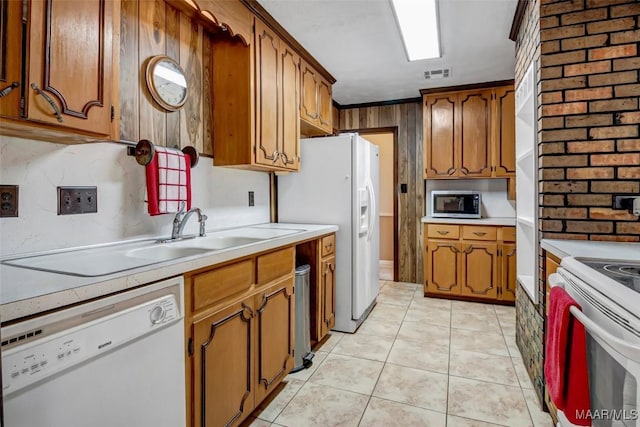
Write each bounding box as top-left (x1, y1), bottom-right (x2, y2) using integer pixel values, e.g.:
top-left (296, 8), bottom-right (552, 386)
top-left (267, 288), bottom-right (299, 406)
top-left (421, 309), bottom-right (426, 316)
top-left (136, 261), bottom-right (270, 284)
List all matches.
top-left (295, 233), bottom-right (337, 344)
top-left (185, 246), bottom-right (295, 427)
top-left (300, 59), bottom-right (333, 136)
top-left (1, 0), bottom-right (118, 141)
top-left (423, 85), bottom-right (515, 181)
top-left (212, 17), bottom-right (300, 172)
top-left (423, 223), bottom-right (516, 303)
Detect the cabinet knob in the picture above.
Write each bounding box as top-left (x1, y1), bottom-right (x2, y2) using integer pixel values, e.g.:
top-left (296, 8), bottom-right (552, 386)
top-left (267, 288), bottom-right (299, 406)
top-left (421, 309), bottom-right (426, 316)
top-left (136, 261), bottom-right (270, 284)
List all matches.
top-left (240, 302), bottom-right (254, 319)
top-left (437, 230), bottom-right (449, 235)
top-left (272, 151), bottom-right (280, 164)
top-left (473, 232), bottom-right (487, 236)
top-left (31, 83), bottom-right (63, 123)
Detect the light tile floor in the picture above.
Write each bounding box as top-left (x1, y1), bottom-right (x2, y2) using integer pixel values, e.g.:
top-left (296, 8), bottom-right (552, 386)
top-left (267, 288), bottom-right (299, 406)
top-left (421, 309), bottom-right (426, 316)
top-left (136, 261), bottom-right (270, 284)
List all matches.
top-left (244, 281), bottom-right (554, 427)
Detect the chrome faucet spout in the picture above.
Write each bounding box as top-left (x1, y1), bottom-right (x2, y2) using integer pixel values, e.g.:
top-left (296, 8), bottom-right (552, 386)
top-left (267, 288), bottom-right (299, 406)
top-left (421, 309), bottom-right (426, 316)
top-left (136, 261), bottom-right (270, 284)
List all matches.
top-left (171, 206), bottom-right (207, 240)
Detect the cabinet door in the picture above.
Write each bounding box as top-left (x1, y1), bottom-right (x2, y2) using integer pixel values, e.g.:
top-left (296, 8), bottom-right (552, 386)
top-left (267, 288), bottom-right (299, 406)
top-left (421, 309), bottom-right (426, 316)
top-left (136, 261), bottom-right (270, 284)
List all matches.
top-left (254, 19), bottom-right (280, 167)
top-left (317, 78), bottom-right (333, 133)
top-left (426, 240), bottom-right (461, 295)
top-left (0, 0), bottom-right (22, 119)
top-left (300, 61), bottom-right (319, 124)
top-left (193, 298), bottom-right (254, 427)
top-left (501, 243), bottom-right (517, 302)
top-left (26, 0), bottom-right (115, 136)
top-left (321, 256), bottom-right (336, 337)
top-left (460, 243), bottom-right (498, 299)
top-left (254, 278), bottom-right (294, 403)
top-left (458, 90), bottom-right (492, 177)
top-left (279, 43), bottom-right (300, 170)
top-left (424, 94), bottom-right (457, 178)
top-left (493, 87), bottom-right (516, 177)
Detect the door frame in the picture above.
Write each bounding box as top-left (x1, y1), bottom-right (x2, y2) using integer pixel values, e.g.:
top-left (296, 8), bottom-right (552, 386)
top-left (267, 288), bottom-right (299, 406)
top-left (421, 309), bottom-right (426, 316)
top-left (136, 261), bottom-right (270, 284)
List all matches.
top-left (342, 127), bottom-right (399, 282)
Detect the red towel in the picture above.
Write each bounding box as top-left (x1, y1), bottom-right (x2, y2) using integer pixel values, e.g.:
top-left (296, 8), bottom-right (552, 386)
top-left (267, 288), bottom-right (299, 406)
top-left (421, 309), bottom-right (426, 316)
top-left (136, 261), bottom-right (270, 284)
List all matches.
top-left (146, 147), bottom-right (192, 216)
top-left (544, 286), bottom-right (591, 425)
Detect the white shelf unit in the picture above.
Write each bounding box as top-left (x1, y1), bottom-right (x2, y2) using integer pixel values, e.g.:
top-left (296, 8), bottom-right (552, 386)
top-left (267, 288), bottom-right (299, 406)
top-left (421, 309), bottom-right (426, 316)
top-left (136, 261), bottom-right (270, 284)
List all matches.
top-left (515, 61), bottom-right (538, 304)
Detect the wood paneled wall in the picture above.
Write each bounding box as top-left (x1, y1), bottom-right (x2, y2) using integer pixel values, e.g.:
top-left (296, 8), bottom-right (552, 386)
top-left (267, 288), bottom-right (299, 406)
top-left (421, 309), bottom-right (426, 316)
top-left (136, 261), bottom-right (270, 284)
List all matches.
top-left (120, 0), bottom-right (213, 155)
top-left (338, 103), bottom-right (424, 284)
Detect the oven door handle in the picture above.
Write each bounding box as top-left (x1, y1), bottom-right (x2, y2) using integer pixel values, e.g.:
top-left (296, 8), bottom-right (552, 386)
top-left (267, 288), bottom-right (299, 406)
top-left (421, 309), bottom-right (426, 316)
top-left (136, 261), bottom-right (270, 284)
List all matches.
top-left (569, 306), bottom-right (640, 362)
top-left (549, 273), bottom-right (640, 362)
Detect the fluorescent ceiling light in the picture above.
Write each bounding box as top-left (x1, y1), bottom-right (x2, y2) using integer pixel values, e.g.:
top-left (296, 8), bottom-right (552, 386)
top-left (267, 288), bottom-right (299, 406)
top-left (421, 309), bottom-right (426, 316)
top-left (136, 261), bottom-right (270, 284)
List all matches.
top-left (391, 0), bottom-right (440, 61)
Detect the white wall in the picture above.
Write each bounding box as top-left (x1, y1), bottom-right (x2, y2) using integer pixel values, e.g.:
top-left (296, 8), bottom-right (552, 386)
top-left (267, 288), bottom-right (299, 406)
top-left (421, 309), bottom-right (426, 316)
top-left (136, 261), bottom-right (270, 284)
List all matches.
top-left (0, 136), bottom-right (270, 256)
top-left (425, 179), bottom-right (516, 218)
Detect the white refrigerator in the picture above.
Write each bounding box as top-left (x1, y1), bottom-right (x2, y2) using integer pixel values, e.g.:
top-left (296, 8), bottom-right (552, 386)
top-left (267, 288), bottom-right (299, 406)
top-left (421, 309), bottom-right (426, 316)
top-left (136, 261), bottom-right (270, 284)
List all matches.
top-left (278, 133), bottom-right (380, 333)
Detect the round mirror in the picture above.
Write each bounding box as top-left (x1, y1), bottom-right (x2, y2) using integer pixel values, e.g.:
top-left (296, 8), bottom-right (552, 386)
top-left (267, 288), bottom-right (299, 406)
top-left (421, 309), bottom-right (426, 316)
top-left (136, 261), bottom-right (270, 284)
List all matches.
top-left (145, 56), bottom-right (188, 111)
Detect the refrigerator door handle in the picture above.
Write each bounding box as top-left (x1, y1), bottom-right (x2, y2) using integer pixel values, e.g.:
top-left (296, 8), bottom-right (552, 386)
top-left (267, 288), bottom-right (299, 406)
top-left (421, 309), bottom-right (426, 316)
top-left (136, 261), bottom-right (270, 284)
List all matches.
top-left (366, 181), bottom-right (376, 242)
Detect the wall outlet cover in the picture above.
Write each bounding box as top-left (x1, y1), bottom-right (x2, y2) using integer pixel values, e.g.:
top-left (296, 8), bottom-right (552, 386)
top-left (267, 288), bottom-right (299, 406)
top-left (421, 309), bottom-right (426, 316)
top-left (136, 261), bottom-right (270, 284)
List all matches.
top-left (58, 186), bottom-right (98, 215)
top-left (0, 185), bottom-right (19, 217)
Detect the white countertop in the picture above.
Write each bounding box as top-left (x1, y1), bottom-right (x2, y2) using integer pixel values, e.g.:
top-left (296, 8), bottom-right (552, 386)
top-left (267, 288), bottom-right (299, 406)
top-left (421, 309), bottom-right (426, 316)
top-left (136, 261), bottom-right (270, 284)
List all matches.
top-left (421, 216), bottom-right (516, 226)
top-left (0, 223), bottom-right (338, 323)
top-left (541, 239), bottom-right (640, 261)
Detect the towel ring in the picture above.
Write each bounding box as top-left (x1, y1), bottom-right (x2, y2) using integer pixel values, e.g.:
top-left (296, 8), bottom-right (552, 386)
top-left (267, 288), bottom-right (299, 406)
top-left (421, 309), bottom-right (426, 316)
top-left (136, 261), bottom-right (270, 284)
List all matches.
top-left (134, 139), bottom-right (199, 167)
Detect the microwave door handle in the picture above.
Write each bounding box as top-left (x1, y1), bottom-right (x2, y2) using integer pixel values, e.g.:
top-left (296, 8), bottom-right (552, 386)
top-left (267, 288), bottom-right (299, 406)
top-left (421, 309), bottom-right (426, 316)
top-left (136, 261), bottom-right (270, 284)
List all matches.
top-left (569, 307), bottom-right (640, 361)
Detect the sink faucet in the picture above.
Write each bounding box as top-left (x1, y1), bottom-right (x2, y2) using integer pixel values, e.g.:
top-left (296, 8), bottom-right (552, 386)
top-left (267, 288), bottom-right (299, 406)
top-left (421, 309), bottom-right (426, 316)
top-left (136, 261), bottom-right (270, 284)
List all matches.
top-left (171, 203), bottom-right (207, 240)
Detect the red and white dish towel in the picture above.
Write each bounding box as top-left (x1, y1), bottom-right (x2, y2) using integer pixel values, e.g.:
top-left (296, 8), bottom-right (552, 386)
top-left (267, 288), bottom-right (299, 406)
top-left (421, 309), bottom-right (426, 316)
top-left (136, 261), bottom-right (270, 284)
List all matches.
top-left (145, 146), bottom-right (192, 216)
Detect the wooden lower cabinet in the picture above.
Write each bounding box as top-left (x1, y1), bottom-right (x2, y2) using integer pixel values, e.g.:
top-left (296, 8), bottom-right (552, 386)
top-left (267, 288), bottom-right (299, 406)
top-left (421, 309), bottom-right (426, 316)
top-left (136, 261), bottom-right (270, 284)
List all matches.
top-left (295, 233), bottom-right (337, 345)
top-left (254, 278), bottom-right (295, 403)
top-left (320, 256), bottom-right (336, 337)
top-left (460, 243), bottom-right (498, 300)
top-left (185, 246), bottom-right (295, 427)
top-left (425, 241), bottom-right (461, 295)
top-left (192, 298), bottom-right (255, 427)
top-left (424, 224), bottom-right (516, 303)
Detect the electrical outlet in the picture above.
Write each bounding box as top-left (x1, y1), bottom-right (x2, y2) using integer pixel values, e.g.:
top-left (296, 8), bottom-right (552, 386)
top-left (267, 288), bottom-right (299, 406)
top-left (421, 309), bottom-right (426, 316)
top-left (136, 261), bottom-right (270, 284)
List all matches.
top-left (0, 185), bottom-right (19, 217)
top-left (248, 191), bottom-right (255, 207)
top-left (58, 186), bottom-right (98, 215)
top-left (613, 195), bottom-right (640, 215)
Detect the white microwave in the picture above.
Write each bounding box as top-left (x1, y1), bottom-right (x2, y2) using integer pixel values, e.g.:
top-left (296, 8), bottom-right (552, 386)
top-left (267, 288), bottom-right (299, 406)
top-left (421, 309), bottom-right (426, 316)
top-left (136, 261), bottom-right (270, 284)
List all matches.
top-left (430, 191), bottom-right (481, 219)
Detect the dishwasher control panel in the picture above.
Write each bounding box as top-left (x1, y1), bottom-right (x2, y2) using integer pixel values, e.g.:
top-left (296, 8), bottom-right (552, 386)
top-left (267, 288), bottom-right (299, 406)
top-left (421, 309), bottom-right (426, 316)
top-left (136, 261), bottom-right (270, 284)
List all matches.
top-left (2, 294), bottom-right (179, 396)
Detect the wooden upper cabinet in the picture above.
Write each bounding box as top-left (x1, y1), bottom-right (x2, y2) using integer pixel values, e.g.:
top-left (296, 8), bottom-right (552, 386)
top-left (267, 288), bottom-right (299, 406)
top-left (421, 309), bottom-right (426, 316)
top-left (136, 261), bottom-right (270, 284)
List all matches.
top-left (0, 0), bottom-right (23, 119)
top-left (213, 17), bottom-right (299, 172)
top-left (25, 0), bottom-right (116, 136)
top-left (423, 84), bottom-right (515, 180)
top-left (424, 94), bottom-right (457, 177)
top-left (254, 20), bottom-right (280, 167)
top-left (280, 43), bottom-right (300, 170)
top-left (299, 58), bottom-right (332, 136)
top-left (493, 86), bottom-right (516, 177)
top-left (458, 90), bottom-right (492, 177)
top-left (0, 0), bottom-right (118, 141)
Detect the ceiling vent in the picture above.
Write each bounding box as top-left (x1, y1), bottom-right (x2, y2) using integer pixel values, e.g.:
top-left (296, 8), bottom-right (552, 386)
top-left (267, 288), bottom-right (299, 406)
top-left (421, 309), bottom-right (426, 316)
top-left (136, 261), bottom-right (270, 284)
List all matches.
top-left (424, 68), bottom-right (451, 79)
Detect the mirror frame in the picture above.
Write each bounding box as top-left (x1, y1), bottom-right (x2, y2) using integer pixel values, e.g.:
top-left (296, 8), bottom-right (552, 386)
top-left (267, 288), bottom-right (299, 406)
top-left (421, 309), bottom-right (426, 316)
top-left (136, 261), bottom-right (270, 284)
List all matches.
top-left (145, 55), bottom-right (188, 112)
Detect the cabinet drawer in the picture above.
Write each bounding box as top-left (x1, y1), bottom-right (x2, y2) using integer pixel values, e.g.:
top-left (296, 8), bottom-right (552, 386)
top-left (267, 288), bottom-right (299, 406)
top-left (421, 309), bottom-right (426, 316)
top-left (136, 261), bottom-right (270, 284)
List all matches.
top-left (462, 226), bottom-right (497, 241)
top-left (257, 246), bottom-right (295, 285)
top-left (192, 259), bottom-right (254, 311)
top-left (427, 224), bottom-right (459, 239)
top-left (501, 227), bottom-right (516, 242)
top-left (321, 234), bottom-right (335, 257)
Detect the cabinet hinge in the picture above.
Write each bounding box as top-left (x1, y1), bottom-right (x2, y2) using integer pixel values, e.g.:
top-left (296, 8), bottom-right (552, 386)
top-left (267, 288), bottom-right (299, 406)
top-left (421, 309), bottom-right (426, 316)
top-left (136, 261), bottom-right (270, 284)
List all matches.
top-left (22, 0), bottom-right (28, 22)
top-left (188, 337), bottom-right (194, 357)
top-left (110, 105), bottom-right (115, 122)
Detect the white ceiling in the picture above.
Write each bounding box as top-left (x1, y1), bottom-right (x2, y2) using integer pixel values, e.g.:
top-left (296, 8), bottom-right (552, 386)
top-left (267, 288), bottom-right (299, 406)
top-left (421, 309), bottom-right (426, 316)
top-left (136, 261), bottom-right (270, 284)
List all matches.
top-left (257, 0), bottom-right (518, 105)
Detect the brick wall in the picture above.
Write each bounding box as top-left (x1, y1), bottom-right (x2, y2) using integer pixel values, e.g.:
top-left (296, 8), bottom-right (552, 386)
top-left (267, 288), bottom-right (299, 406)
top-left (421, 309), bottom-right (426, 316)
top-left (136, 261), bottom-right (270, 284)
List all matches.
top-left (539, 0), bottom-right (640, 241)
top-left (514, 0), bottom-right (546, 405)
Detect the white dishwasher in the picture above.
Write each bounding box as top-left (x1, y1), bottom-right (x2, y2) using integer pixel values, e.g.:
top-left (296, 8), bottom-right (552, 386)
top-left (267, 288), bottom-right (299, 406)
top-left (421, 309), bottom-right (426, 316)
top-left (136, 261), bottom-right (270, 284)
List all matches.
top-left (1, 276), bottom-right (186, 427)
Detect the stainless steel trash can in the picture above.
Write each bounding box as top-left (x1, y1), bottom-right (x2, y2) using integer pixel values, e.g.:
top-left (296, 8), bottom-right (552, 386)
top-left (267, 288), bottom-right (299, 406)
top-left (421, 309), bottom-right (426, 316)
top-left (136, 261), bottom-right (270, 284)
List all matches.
top-left (292, 264), bottom-right (313, 372)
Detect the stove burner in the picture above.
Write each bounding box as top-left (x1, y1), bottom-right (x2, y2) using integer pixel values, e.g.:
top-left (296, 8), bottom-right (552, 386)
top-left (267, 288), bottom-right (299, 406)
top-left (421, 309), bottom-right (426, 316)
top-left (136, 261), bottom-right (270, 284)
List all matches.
top-left (604, 264), bottom-right (640, 279)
